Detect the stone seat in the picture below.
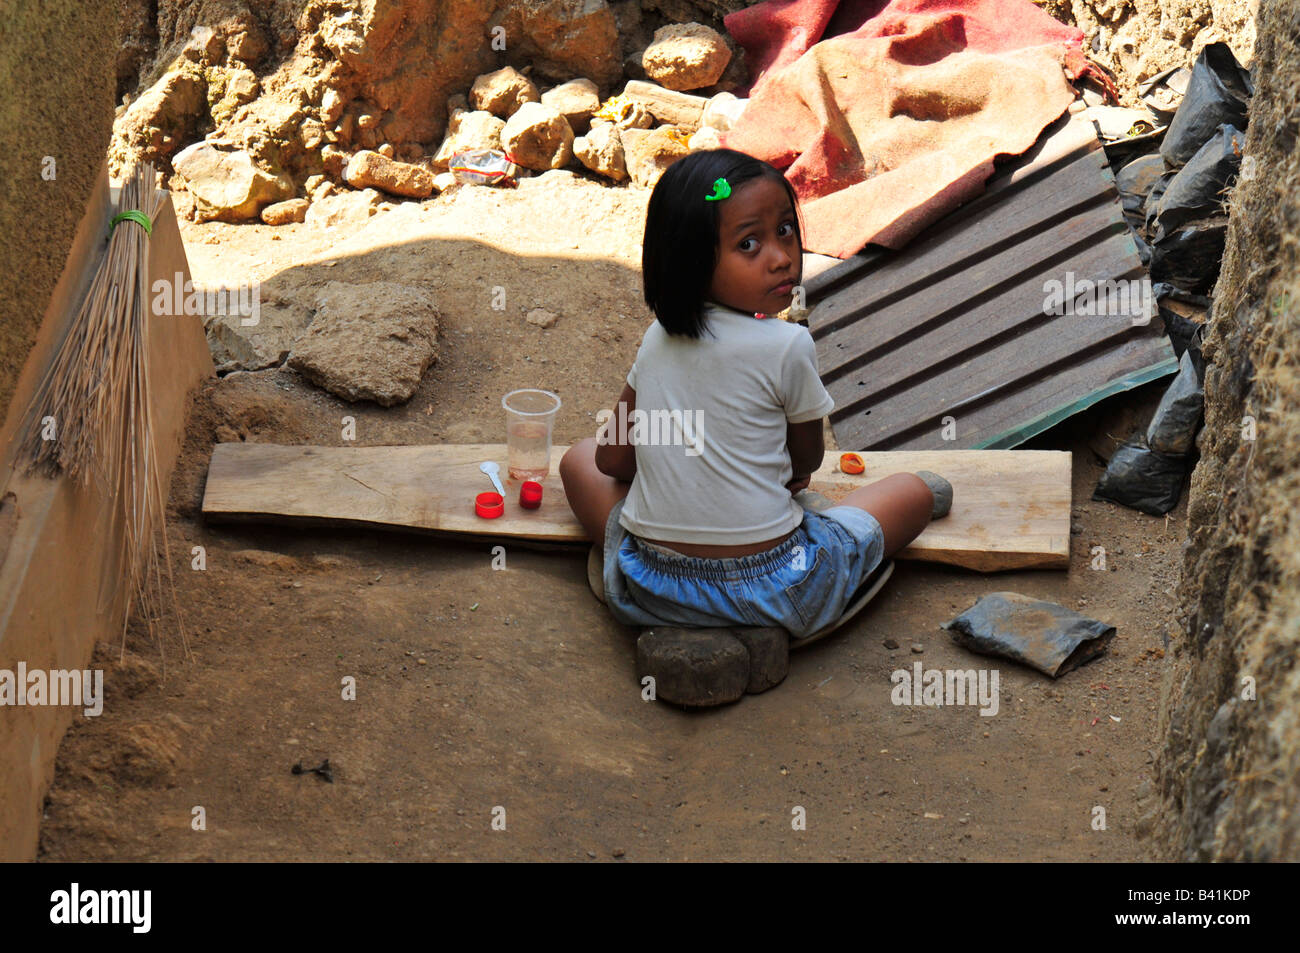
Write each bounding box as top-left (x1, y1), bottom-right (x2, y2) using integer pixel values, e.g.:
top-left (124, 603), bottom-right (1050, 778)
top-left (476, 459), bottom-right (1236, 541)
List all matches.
top-left (587, 543), bottom-right (895, 707)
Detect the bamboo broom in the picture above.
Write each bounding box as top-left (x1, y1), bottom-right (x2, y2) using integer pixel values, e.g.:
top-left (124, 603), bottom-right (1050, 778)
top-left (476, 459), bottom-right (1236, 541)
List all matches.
top-left (18, 162), bottom-right (189, 662)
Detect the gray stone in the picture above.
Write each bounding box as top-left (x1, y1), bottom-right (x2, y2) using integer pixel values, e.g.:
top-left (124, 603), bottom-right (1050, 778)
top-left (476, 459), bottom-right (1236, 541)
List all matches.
top-left (729, 627), bottom-right (789, 694)
top-left (915, 470), bottom-right (953, 519)
top-left (636, 628), bottom-right (748, 707)
top-left (288, 281), bottom-right (439, 406)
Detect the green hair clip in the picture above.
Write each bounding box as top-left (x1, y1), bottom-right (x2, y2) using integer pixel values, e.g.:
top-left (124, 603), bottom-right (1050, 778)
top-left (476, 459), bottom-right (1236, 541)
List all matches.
top-left (705, 177), bottom-right (731, 201)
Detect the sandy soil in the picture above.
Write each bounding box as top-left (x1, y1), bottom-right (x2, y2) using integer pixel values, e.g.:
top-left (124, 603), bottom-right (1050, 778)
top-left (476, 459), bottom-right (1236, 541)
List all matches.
top-left (29, 163), bottom-right (1188, 861)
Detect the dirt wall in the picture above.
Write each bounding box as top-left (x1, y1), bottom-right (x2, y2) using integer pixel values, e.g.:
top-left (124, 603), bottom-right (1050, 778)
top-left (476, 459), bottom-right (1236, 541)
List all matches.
top-left (1035, 0), bottom-right (1258, 104)
top-left (1155, 0), bottom-right (1300, 861)
top-left (0, 1), bottom-right (117, 435)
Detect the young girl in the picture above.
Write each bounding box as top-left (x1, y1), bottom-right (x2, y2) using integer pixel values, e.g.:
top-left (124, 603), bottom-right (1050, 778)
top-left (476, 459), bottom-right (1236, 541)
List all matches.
top-left (559, 148), bottom-right (950, 639)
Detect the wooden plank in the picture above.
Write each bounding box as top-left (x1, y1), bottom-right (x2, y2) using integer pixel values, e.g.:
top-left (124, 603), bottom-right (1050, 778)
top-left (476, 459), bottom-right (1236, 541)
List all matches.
top-left (202, 443), bottom-right (1071, 571)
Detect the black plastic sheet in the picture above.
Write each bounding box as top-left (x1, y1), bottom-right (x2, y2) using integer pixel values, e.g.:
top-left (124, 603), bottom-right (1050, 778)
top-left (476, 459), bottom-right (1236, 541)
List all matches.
top-left (1154, 124), bottom-right (1244, 236)
top-left (942, 593), bottom-right (1116, 677)
top-left (1149, 219), bottom-right (1228, 294)
top-left (1093, 435), bottom-right (1188, 515)
top-left (1161, 42), bottom-right (1252, 167)
top-left (1146, 349), bottom-right (1205, 454)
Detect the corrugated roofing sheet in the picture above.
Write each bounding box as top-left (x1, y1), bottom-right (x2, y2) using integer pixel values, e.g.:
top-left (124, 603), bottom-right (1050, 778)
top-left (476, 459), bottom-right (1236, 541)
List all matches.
top-left (804, 116), bottom-right (1178, 451)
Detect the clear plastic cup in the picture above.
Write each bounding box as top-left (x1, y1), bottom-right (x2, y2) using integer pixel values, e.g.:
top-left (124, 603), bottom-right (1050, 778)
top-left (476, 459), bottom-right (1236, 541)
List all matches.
top-left (502, 389), bottom-right (561, 481)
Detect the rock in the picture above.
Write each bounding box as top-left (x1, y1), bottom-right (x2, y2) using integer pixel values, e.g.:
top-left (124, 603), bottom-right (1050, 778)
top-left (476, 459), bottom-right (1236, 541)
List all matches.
top-left (319, 143), bottom-right (347, 180)
top-left (344, 150), bottom-right (435, 198)
top-left (209, 67), bottom-right (261, 125)
top-left (501, 101), bottom-right (574, 171)
top-left (300, 117), bottom-right (328, 150)
top-left (541, 78), bottom-right (601, 135)
top-left (637, 628), bottom-right (748, 707)
top-left (470, 66), bottom-right (539, 119)
top-left (623, 80), bottom-right (708, 131)
top-left (729, 627), bottom-right (790, 694)
top-left (108, 66), bottom-right (207, 175)
top-left (432, 171), bottom-right (457, 192)
top-left (432, 109), bottom-right (506, 171)
top-left (261, 198), bottom-right (309, 225)
top-left (288, 281), bottom-right (439, 406)
top-left (641, 23), bottom-right (732, 92)
top-left (377, 143), bottom-right (395, 159)
top-left (320, 88), bottom-right (346, 124)
top-left (688, 126), bottom-right (721, 152)
top-left (914, 470), bottom-right (953, 519)
top-left (911, 643), bottom-right (925, 653)
top-left (883, 638), bottom-right (900, 649)
top-left (234, 549), bottom-right (301, 571)
top-left (620, 126), bottom-right (690, 189)
top-left (172, 143), bottom-right (293, 223)
top-left (304, 188), bottom-right (383, 227)
top-left (573, 123), bottom-right (627, 181)
top-left (525, 308), bottom-right (559, 329)
top-left (497, 1), bottom-right (622, 88)
top-left (702, 91), bottom-right (748, 133)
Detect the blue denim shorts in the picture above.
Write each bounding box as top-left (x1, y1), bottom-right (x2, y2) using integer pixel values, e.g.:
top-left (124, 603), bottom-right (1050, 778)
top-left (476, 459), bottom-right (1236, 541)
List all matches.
top-left (602, 496), bottom-right (886, 640)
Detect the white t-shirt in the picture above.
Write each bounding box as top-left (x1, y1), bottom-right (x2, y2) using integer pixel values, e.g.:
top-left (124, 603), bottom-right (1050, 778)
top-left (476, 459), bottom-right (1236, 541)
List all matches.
top-left (616, 300), bottom-right (836, 544)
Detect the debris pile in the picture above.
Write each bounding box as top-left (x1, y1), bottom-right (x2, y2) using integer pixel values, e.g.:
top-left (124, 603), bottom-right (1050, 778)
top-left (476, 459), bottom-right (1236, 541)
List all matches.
top-left (1092, 43), bottom-right (1252, 515)
top-left (108, 2), bottom-right (752, 223)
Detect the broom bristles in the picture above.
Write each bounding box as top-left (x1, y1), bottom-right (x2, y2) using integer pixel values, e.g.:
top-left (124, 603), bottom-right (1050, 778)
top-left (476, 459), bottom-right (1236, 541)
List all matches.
top-left (19, 162), bottom-right (190, 663)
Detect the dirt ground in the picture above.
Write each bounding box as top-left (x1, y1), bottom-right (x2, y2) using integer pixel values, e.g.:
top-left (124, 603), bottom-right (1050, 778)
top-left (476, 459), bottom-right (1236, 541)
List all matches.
top-left (30, 165), bottom-right (1188, 862)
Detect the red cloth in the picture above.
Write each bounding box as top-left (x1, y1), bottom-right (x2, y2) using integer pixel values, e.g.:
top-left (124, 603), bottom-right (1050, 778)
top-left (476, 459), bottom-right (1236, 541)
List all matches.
top-left (720, 0), bottom-right (1109, 257)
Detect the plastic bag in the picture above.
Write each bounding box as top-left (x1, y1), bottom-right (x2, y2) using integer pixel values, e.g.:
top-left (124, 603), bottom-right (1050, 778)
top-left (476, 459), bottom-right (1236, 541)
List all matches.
top-left (1161, 42), bottom-right (1252, 167)
top-left (1149, 220), bottom-right (1228, 294)
top-left (1153, 124), bottom-right (1244, 236)
top-left (1146, 349), bottom-right (1205, 454)
top-left (448, 148), bottom-right (519, 186)
top-left (1092, 435), bottom-right (1188, 515)
top-left (942, 592), bottom-right (1116, 678)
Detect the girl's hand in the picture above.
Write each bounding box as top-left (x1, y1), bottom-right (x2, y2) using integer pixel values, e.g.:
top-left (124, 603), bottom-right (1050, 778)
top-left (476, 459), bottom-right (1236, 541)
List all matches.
top-left (786, 473), bottom-right (811, 496)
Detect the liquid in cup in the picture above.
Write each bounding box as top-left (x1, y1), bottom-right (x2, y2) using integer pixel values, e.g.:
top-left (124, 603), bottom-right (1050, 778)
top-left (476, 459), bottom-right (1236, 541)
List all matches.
top-left (502, 389), bottom-right (561, 481)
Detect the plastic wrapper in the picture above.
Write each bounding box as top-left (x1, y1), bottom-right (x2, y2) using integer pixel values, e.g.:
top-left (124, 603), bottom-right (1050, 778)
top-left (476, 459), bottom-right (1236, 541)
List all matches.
top-left (1153, 124), bottom-right (1244, 236)
top-left (1161, 42), bottom-right (1252, 167)
top-left (942, 593), bottom-right (1116, 677)
top-left (448, 148), bottom-right (519, 186)
top-left (1146, 349), bottom-right (1205, 454)
top-left (1149, 220), bottom-right (1228, 294)
top-left (1092, 435), bottom-right (1188, 515)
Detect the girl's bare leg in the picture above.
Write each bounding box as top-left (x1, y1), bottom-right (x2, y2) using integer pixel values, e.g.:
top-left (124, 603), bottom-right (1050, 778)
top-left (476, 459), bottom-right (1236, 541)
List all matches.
top-left (837, 473), bottom-right (934, 557)
top-left (559, 436), bottom-right (632, 542)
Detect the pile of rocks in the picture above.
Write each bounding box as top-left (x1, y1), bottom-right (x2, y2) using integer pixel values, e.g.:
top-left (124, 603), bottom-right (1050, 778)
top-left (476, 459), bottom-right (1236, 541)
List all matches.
top-left (442, 31), bottom-right (748, 193)
top-left (111, 5), bottom-right (750, 225)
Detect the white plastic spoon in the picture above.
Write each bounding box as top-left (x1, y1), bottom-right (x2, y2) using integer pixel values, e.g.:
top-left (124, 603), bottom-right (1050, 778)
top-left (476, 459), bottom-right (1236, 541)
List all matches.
top-left (479, 460), bottom-right (505, 496)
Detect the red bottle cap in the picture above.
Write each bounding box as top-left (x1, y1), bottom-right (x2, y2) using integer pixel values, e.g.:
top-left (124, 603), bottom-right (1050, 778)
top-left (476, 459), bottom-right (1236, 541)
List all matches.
top-left (519, 481), bottom-right (543, 509)
top-left (474, 491), bottom-right (504, 519)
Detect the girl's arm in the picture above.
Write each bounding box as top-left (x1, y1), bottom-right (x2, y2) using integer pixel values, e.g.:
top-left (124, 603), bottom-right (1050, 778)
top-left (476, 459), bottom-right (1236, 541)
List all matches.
top-left (595, 383), bottom-right (638, 483)
top-left (786, 417), bottom-right (825, 493)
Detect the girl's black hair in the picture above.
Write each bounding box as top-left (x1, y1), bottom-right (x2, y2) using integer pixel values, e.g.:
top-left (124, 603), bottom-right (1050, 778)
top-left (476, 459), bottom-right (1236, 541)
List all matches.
top-left (642, 148), bottom-right (804, 339)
